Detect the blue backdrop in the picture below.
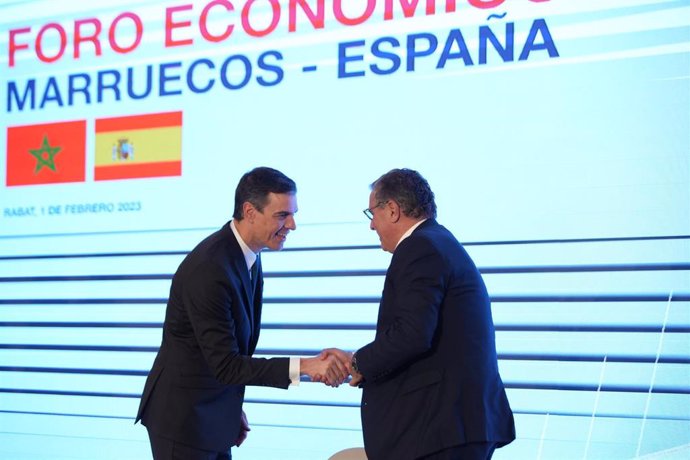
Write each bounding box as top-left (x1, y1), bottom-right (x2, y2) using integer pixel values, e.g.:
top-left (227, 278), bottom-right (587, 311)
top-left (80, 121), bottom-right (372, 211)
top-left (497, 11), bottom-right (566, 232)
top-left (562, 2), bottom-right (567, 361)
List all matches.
top-left (1, 0), bottom-right (689, 458)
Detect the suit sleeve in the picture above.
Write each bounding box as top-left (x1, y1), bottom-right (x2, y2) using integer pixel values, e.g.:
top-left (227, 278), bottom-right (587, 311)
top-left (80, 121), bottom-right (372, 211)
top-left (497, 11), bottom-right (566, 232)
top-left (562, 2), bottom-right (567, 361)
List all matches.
top-left (183, 262), bottom-right (290, 388)
top-left (356, 238), bottom-right (446, 382)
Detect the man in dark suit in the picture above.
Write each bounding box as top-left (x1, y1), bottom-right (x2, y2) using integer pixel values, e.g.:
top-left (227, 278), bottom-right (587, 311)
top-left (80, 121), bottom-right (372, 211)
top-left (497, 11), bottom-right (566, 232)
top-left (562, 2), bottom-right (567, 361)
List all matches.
top-left (136, 167), bottom-right (347, 460)
top-left (328, 168), bottom-right (515, 459)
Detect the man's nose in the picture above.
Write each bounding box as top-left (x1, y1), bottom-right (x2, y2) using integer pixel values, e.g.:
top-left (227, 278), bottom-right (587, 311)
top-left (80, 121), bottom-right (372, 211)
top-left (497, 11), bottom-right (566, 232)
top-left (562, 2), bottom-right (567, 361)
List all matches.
top-left (286, 215), bottom-right (297, 230)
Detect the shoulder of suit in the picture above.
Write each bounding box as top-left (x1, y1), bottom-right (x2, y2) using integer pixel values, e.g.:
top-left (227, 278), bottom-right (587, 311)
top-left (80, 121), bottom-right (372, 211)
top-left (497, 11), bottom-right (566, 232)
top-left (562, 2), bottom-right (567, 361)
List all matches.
top-left (182, 228), bottom-right (237, 270)
top-left (402, 221), bottom-right (458, 252)
top-left (408, 219), bottom-right (442, 239)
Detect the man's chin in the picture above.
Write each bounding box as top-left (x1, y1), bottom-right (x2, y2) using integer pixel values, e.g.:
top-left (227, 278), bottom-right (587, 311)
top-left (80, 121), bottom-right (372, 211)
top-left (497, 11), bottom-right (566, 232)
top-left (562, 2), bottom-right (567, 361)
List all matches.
top-left (269, 240), bottom-right (286, 251)
top-left (380, 242), bottom-right (393, 253)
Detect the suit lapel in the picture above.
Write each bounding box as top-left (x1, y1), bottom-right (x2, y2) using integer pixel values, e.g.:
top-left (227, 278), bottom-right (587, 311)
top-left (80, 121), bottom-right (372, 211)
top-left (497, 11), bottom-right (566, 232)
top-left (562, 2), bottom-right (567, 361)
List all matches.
top-left (248, 257), bottom-right (259, 330)
top-left (224, 228), bottom-right (252, 298)
top-left (224, 224), bottom-right (257, 344)
top-left (249, 256), bottom-right (263, 351)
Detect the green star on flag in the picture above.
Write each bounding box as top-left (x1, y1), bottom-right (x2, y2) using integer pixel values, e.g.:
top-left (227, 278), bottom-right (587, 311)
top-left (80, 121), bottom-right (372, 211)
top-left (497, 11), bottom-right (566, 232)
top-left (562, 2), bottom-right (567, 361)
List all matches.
top-left (29, 135), bottom-right (61, 173)
top-left (6, 120), bottom-right (85, 186)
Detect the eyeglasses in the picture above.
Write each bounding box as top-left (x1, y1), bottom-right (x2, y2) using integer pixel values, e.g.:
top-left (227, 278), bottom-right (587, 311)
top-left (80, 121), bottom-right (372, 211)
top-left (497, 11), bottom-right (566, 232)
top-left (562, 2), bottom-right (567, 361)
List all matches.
top-left (363, 201), bottom-right (387, 220)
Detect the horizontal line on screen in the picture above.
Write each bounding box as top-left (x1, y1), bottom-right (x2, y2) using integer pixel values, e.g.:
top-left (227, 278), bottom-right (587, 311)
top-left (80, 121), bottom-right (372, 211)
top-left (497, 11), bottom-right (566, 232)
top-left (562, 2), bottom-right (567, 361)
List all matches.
top-left (0, 409), bottom-right (133, 420)
top-left (264, 294), bottom-right (690, 302)
top-left (0, 366), bottom-right (148, 376)
top-left (268, 324), bottom-right (690, 333)
top-left (1, 409), bottom-right (687, 424)
top-left (0, 411), bottom-right (362, 431)
top-left (0, 274), bottom-right (174, 282)
top-left (0, 367), bottom-right (318, 384)
top-left (1, 262), bottom-right (687, 283)
top-left (506, 383), bottom-right (690, 394)
top-left (0, 344), bottom-right (687, 364)
top-left (0, 388), bottom-right (140, 398)
top-left (1, 409), bottom-right (686, 425)
top-left (0, 294), bottom-right (688, 305)
top-left (459, 234), bottom-right (690, 247)
top-left (1, 234), bottom-right (687, 260)
top-left (508, 410), bottom-right (689, 422)
top-left (1, 381), bottom-right (688, 397)
top-left (1, 321), bottom-right (688, 333)
top-left (497, 353), bottom-right (690, 364)
top-left (0, 227), bottom-right (217, 242)
top-left (0, 344), bottom-right (160, 352)
top-left (0, 299), bottom-right (168, 305)
top-left (0, 351), bottom-right (690, 385)
top-left (0, 251), bottom-right (188, 261)
top-left (245, 397), bottom-right (357, 407)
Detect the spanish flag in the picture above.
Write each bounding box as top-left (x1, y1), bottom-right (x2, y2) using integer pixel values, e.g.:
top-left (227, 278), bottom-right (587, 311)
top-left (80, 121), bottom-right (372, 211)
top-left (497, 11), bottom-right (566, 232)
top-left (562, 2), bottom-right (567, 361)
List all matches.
top-left (94, 111), bottom-right (182, 181)
top-left (6, 120), bottom-right (86, 187)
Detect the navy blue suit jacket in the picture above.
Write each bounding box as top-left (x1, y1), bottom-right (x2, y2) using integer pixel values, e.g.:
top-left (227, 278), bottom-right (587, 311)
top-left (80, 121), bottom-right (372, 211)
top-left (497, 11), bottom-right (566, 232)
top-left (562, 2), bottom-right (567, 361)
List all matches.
top-left (356, 219), bottom-right (515, 460)
top-left (135, 223), bottom-right (290, 452)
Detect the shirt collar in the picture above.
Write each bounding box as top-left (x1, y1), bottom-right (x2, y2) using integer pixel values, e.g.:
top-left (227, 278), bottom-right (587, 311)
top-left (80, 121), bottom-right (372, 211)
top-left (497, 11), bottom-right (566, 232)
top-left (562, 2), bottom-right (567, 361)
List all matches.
top-left (395, 218), bottom-right (427, 250)
top-left (230, 220), bottom-right (257, 271)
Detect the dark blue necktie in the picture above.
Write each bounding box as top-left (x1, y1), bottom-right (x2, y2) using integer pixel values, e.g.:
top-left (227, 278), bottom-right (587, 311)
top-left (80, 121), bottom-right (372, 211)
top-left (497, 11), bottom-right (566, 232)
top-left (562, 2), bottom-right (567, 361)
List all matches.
top-left (250, 259), bottom-right (259, 292)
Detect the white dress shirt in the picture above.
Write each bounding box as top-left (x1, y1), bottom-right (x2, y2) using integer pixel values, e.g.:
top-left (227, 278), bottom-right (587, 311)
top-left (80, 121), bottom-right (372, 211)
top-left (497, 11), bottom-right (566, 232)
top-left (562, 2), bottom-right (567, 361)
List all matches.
top-left (230, 220), bottom-right (301, 385)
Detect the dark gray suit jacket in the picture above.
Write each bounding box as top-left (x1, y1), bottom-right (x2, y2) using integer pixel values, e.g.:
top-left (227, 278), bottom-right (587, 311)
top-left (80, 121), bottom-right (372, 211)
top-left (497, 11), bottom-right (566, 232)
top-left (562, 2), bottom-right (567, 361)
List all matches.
top-left (135, 222), bottom-right (290, 452)
top-left (356, 219), bottom-right (515, 460)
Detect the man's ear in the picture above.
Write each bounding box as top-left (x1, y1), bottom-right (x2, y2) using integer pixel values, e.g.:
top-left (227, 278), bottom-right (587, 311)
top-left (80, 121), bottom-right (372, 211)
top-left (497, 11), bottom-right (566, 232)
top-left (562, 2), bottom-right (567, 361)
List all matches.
top-left (242, 202), bottom-right (256, 223)
top-left (386, 200), bottom-right (401, 223)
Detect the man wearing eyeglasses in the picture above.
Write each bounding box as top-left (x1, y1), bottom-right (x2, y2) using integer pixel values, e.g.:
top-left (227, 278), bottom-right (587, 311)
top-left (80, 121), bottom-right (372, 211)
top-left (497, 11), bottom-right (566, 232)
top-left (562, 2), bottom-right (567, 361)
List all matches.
top-left (327, 168), bottom-right (515, 459)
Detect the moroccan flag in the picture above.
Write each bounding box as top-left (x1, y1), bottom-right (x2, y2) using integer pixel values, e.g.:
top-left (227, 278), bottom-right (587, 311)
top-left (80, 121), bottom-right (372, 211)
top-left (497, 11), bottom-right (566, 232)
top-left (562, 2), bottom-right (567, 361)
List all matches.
top-left (6, 120), bottom-right (86, 186)
top-left (94, 111), bottom-right (182, 181)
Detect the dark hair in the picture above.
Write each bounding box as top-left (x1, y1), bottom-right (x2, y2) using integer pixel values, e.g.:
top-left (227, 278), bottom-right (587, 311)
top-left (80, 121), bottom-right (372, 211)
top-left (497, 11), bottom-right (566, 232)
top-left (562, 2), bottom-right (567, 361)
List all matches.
top-left (371, 168), bottom-right (437, 219)
top-left (233, 167), bottom-right (296, 220)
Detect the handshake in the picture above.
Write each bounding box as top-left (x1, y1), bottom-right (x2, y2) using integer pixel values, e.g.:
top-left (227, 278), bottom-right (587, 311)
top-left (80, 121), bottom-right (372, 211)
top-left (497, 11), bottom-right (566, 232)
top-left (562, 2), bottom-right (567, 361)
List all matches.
top-left (300, 348), bottom-right (364, 387)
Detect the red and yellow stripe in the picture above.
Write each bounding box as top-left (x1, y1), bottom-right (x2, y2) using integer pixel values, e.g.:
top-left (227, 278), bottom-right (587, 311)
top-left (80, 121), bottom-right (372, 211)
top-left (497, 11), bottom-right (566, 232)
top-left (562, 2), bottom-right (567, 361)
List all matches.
top-left (94, 111), bottom-right (182, 181)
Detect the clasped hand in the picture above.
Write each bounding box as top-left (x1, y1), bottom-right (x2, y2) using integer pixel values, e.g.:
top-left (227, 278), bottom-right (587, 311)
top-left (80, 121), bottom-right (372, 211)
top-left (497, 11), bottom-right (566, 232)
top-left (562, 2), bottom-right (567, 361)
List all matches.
top-left (300, 348), bottom-right (364, 387)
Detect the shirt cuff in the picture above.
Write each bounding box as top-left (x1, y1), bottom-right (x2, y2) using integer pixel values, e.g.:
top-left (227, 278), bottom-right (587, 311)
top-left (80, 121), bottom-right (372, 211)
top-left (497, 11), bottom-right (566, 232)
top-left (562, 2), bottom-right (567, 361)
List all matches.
top-left (289, 357), bottom-right (300, 386)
